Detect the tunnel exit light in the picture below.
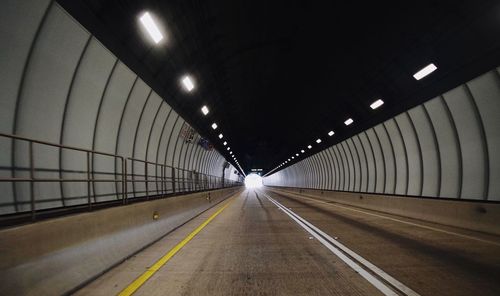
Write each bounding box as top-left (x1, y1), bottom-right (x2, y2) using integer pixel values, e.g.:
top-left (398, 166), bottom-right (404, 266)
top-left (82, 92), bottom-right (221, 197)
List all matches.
top-left (139, 12), bottom-right (164, 44)
top-left (245, 173), bottom-right (263, 188)
top-left (181, 75), bottom-right (195, 92)
top-left (370, 99), bottom-right (384, 110)
top-left (344, 118), bottom-right (353, 126)
top-left (413, 63), bottom-right (437, 80)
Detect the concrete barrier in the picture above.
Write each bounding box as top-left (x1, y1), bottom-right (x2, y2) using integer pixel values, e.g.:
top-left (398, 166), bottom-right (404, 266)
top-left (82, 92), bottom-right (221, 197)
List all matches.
top-left (0, 187), bottom-right (242, 295)
top-left (268, 186), bottom-right (500, 236)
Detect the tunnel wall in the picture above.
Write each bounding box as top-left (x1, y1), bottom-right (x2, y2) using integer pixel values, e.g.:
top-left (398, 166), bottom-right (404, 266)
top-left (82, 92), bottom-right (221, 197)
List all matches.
top-left (0, 1), bottom-right (239, 214)
top-left (264, 68), bottom-right (500, 201)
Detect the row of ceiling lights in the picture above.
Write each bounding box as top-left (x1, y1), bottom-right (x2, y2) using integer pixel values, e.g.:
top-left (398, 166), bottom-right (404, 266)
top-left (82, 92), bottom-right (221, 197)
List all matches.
top-left (140, 11), bottom-right (244, 174)
top-left (266, 63), bottom-right (438, 175)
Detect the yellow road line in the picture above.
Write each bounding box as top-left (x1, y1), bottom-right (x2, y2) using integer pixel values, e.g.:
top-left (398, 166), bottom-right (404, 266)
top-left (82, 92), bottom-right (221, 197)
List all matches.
top-left (271, 189), bottom-right (500, 247)
top-left (118, 197), bottom-right (236, 296)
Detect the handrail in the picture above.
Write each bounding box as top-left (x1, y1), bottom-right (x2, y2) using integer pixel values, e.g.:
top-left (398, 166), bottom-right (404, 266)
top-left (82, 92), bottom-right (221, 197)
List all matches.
top-left (0, 133), bottom-right (242, 220)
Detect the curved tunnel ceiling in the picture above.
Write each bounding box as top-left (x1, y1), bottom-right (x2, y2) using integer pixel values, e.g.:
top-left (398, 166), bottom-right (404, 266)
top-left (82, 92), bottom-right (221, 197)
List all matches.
top-left (58, 0), bottom-right (500, 175)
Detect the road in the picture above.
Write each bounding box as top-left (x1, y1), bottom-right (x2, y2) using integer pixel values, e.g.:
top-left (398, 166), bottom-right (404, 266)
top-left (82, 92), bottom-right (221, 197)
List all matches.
top-left (75, 188), bottom-right (500, 296)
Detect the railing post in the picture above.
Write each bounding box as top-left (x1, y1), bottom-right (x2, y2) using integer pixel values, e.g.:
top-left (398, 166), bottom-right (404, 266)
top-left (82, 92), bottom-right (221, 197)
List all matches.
top-left (29, 141), bottom-right (35, 221)
top-left (145, 161), bottom-right (149, 199)
top-left (122, 157), bottom-right (126, 204)
top-left (87, 151), bottom-right (92, 210)
top-left (160, 164), bottom-right (164, 196)
top-left (172, 167), bottom-right (176, 193)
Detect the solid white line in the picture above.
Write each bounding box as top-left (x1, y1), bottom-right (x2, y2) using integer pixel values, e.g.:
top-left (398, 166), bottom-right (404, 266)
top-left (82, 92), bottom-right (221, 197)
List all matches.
top-left (261, 191), bottom-right (421, 296)
top-left (274, 189), bottom-right (500, 247)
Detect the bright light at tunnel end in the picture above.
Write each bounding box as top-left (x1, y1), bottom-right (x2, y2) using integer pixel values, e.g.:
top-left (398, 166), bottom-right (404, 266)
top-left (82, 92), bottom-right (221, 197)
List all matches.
top-left (245, 173), bottom-right (263, 188)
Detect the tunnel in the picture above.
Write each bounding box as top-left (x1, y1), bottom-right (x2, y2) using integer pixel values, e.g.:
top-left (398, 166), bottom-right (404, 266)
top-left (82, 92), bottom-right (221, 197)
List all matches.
top-left (1, 1), bottom-right (500, 295)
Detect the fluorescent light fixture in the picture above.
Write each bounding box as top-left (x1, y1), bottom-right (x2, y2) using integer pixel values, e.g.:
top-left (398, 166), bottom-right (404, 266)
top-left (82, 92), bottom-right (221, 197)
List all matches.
top-left (413, 63), bottom-right (437, 80)
top-left (301, 150), bottom-right (305, 153)
top-left (316, 139), bottom-right (322, 144)
top-left (292, 156), bottom-right (295, 159)
top-left (139, 12), bottom-right (164, 44)
top-left (344, 118), bottom-right (353, 126)
top-left (227, 147), bottom-right (230, 150)
top-left (328, 131), bottom-right (334, 136)
top-left (370, 99), bottom-right (384, 110)
top-left (218, 134), bottom-right (223, 139)
top-left (201, 105), bottom-right (209, 115)
top-left (288, 159), bottom-right (291, 161)
top-left (211, 123), bottom-right (218, 129)
top-left (308, 145), bottom-right (312, 149)
top-left (296, 153), bottom-right (299, 156)
top-left (223, 141), bottom-right (227, 146)
top-left (181, 75), bottom-right (195, 92)
top-left (230, 151), bottom-right (233, 155)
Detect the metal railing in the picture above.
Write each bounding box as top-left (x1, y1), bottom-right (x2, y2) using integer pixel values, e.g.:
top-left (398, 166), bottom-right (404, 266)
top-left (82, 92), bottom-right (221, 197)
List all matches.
top-left (0, 133), bottom-right (242, 221)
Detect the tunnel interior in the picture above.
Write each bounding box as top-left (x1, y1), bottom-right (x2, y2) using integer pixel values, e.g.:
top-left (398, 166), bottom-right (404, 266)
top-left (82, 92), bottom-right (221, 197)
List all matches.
top-left (1, 1), bottom-right (500, 295)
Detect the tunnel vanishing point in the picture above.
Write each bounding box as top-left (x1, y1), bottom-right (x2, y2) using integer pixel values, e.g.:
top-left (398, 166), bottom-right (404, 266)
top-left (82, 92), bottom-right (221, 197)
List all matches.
top-left (1, 1), bottom-right (500, 295)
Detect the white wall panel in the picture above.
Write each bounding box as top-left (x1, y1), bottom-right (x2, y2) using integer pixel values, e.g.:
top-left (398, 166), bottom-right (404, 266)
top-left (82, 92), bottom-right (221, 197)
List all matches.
top-left (444, 86), bottom-right (486, 199)
top-left (467, 71), bottom-right (500, 200)
top-left (395, 112), bottom-right (421, 196)
top-left (385, 119), bottom-right (407, 195)
top-left (359, 132), bottom-right (376, 192)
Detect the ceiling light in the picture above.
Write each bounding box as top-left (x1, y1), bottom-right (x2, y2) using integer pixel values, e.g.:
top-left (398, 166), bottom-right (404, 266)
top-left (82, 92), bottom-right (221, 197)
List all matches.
top-left (201, 105), bottom-right (209, 115)
top-left (292, 156), bottom-right (295, 159)
top-left (296, 153), bottom-right (299, 156)
top-left (181, 75), bottom-right (195, 92)
top-left (413, 63), bottom-right (437, 80)
top-left (227, 147), bottom-right (230, 150)
top-left (301, 150), bottom-right (305, 153)
top-left (316, 139), bottom-right (322, 144)
top-left (218, 134), bottom-right (223, 139)
top-left (328, 131), bottom-right (334, 136)
top-left (288, 158), bottom-right (291, 161)
top-left (344, 118), bottom-right (353, 126)
top-left (370, 99), bottom-right (384, 110)
top-left (230, 151), bottom-right (233, 155)
top-left (307, 145), bottom-right (312, 149)
top-left (211, 123), bottom-right (218, 129)
top-left (223, 141), bottom-right (227, 146)
top-left (139, 12), bottom-right (163, 44)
